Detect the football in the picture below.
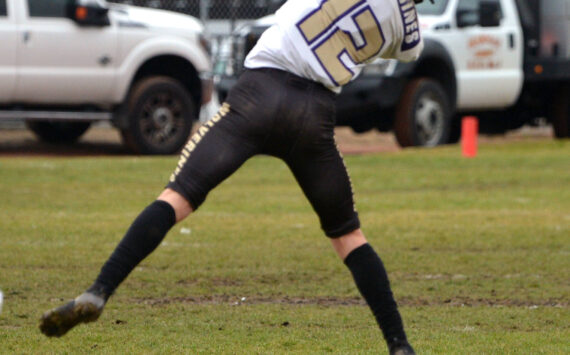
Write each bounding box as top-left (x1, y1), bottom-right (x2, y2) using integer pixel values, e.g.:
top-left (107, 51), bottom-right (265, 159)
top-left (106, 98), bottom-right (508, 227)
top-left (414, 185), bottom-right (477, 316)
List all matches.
top-left (0, 289), bottom-right (3, 314)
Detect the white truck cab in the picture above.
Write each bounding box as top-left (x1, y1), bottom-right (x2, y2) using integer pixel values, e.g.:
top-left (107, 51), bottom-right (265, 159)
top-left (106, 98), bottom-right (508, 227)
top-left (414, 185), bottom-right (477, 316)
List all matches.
top-left (405, 0), bottom-right (570, 145)
top-left (419, 0), bottom-right (524, 109)
top-left (0, 0), bottom-right (213, 154)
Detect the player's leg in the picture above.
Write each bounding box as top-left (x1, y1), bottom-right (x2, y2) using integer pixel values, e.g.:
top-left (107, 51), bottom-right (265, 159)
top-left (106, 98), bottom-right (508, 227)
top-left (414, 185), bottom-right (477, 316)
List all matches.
top-left (83, 106), bottom-right (263, 299)
top-left (39, 194), bottom-right (180, 338)
top-left (157, 188), bottom-right (193, 222)
top-left (40, 71), bottom-right (271, 337)
top-left (84, 190), bottom-right (191, 301)
top-left (331, 230), bottom-right (415, 355)
top-left (41, 136), bottom-right (256, 337)
top-left (283, 107), bottom-right (414, 354)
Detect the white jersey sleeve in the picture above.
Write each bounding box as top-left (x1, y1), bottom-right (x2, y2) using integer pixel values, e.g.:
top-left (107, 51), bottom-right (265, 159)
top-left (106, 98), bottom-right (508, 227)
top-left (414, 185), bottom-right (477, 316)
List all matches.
top-left (245, 0), bottom-right (424, 91)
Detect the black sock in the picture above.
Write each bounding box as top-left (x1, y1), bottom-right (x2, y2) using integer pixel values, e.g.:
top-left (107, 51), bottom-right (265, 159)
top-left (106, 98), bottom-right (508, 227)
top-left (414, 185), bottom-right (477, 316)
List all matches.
top-left (91, 200), bottom-right (176, 299)
top-left (344, 243), bottom-right (407, 344)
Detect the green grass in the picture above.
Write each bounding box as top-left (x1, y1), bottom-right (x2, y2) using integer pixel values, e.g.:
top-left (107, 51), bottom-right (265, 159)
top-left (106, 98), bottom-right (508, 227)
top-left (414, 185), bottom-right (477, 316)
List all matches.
top-left (0, 139), bottom-right (568, 354)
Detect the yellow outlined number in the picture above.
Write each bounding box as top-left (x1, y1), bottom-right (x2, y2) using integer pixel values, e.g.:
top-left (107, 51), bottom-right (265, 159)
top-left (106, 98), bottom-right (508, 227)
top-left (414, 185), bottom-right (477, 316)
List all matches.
top-left (297, 0), bottom-right (385, 86)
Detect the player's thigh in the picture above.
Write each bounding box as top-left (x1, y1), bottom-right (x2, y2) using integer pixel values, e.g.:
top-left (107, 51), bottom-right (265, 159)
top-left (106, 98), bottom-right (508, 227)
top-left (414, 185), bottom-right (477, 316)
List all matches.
top-left (167, 108), bottom-right (258, 210)
top-left (286, 142), bottom-right (360, 238)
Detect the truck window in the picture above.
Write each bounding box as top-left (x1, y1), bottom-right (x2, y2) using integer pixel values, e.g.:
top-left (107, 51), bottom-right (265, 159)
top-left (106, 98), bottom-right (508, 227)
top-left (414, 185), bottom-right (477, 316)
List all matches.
top-left (27, 0), bottom-right (70, 18)
top-left (0, 0), bottom-right (7, 17)
top-left (457, 0), bottom-right (503, 27)
top-left (416, 0), bottom-right (449, 15)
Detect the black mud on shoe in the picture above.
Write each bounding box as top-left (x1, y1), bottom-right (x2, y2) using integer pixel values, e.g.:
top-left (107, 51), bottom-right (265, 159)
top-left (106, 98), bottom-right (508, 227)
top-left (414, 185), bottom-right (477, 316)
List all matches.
top-left (388, 338), bottom-right (416, 355)
top-left (39, 292), bottom-right (105, 337)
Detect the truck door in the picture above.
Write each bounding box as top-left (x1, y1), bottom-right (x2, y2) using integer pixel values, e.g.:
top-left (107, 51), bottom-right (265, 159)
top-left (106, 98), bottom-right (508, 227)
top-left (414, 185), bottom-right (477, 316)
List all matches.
top-left (0, 0), bottom-right (17, 103)
top-left (449, 0), bottom-right (523, 109)
top-left (14, 0), bottom-right (118, 104)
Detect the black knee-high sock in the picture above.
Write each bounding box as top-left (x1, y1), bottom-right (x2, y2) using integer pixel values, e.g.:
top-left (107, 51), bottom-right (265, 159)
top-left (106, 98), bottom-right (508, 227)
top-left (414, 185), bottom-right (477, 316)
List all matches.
top-left (344, 243), bottom-right (407, 343)
top-left (90, 200), bottom-right (176, 299)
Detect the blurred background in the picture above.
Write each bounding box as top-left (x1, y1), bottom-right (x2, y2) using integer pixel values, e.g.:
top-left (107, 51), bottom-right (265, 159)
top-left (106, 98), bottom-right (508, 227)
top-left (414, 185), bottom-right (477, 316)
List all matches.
top-left (110, 0), bottom-right (283, 33)
top-left (0, 0), bottom-right (567, 155)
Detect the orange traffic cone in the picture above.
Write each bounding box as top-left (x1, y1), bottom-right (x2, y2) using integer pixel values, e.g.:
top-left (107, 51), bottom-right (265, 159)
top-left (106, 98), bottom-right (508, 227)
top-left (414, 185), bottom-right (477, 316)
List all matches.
top-left (461, 116), bottom-right (478, 158)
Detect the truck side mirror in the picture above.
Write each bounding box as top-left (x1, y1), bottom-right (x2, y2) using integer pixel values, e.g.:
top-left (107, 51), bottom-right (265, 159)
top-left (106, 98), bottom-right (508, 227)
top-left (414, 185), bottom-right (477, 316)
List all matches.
top-left (479, 1), bottom-right (501, 27)
top-left (67, 0), bottom-right (110, 27)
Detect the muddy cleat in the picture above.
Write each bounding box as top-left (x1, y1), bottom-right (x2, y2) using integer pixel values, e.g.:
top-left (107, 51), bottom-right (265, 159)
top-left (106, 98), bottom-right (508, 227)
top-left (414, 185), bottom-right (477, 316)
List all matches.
top-left (39, 292), bottom-right (105, 337)
top-left (388, 338), bottom-right (416, 355)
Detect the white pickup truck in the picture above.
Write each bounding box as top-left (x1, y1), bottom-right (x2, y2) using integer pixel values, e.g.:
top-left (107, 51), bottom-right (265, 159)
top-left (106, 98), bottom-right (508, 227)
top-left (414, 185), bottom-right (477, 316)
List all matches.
top-left (0, 0), bottom-right (213, 154)
top-left (216, 0), bottom-right (570, 147)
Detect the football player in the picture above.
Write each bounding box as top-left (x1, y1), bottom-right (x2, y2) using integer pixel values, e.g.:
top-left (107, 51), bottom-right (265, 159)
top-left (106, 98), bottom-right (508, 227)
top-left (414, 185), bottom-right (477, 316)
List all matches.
top-left (41, 1), bottom-right (430, 353)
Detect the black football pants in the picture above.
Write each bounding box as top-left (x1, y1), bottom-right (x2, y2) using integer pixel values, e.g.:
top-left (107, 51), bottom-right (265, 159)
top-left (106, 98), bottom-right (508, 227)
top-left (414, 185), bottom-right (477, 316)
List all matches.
top-left (167, 68), bottom-right (360, 237)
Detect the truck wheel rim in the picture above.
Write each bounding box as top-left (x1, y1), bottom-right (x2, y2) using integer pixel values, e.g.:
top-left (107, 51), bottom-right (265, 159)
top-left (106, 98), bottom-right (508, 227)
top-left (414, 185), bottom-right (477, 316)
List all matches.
top-left (415, 93), bottom-right (444, 146)
top-left (140, 92), bottom-right (184, 146)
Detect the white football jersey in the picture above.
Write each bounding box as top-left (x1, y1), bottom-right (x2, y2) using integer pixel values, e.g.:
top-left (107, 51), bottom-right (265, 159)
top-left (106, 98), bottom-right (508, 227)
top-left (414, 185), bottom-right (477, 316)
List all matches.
top-left (245, 0), bottom-right (424, 91)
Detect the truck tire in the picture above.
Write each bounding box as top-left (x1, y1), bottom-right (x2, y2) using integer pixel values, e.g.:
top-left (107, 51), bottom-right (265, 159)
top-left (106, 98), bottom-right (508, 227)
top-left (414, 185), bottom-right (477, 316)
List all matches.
top-left (447, 117), bottom-right (462, 144)
top-left (26, 121), bottom-right (91, 144)
top-left (394, 78), bottom-right (451, 147)
top-left (121, 76), bottom-right (195, 155)
top-left (552, 85), bottom-right (569, 138)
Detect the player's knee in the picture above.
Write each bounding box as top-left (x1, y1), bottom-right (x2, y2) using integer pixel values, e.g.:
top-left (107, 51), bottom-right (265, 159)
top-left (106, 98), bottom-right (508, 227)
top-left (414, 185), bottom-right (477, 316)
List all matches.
top-left (157, 188), bottom-right (193, 223)
top-left (330, 228), bottom-right (368, 260)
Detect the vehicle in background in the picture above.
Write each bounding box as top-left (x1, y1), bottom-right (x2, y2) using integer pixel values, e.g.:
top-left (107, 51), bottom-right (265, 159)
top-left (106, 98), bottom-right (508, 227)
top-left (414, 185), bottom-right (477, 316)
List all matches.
top-left (214, 0), bottom-right (570, 147)
top-left (0, 0), bottom-right (213, 154)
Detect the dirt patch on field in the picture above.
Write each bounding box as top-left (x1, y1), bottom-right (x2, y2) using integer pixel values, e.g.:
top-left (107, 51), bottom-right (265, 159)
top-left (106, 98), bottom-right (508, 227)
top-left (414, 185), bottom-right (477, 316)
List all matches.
top-left (0, 121), bottom-right (555, 157)
top-left (397, 296), bottom-right (567, 308)
top-left (131, 294), bottom-right (567, 308)
top-left (334, 128), bottom-right (401, 154)
top-left (0, 123), bottom-right (128, 157)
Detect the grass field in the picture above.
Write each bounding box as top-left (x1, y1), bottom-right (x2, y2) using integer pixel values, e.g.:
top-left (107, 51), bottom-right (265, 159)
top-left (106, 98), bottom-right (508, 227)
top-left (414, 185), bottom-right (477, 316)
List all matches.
top-left (0, 138), bottom-right (568, 354)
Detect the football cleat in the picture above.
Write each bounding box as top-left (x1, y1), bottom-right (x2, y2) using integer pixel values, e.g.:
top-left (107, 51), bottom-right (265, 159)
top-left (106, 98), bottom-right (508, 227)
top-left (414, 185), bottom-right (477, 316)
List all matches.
top-left (39, 292), bottom-right (106, 337)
